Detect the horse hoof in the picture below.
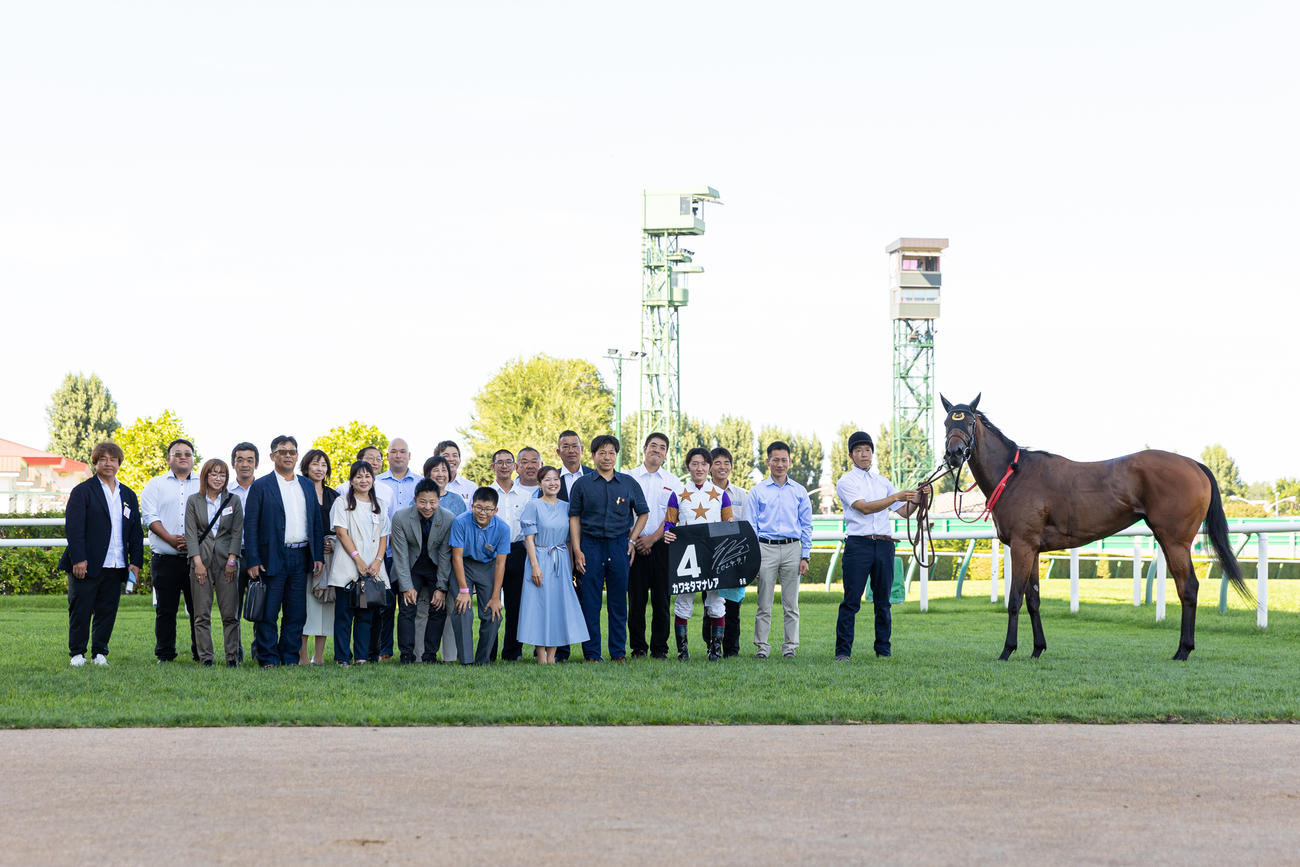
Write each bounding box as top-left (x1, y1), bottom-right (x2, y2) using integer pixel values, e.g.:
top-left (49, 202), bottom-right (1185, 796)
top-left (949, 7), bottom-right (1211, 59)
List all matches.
top-left (1172, 648), bottom-right (1191, 661)
top-left (1031, 645), bottom-right (1046, 659)
top-left (997, 647), bottom-right (1015, 661)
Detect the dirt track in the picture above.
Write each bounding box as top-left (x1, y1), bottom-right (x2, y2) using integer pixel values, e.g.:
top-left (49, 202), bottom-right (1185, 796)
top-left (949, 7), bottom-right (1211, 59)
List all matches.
top-left (2, 725), bottom-right (1297, 865)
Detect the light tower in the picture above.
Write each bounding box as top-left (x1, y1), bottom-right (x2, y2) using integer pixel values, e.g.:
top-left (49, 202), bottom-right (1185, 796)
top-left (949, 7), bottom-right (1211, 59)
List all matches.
top-left (640, 186), bottom-right (720, 465)
top-left (886, 237), bottom-right (948, 489)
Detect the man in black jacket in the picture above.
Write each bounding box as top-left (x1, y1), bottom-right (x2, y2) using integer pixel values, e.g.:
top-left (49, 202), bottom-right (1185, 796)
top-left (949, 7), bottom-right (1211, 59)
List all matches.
top-left (60, 441), bottom-right (144, 666)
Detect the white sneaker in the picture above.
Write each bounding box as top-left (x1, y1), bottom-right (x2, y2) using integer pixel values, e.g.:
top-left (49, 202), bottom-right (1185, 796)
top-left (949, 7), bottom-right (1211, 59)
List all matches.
top-left (92, 654), bottom-right (109, 666)
top-left (70, 654), bottom-right (86, 667)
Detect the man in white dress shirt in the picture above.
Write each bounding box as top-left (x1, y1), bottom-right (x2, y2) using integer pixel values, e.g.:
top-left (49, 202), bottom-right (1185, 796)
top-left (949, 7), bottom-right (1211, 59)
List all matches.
top-left (490, 449), bottom-right (533, 661)
top-left (627, 432), bottom-right (674, 659)
top-left (140, 438), bottom-right (202, 662)
top-left (437, 440), bottom-right (478, 510)
top-left (228, 441), bottom-right (259, 663)
top-left (833, 430), bottom-right (927, 659)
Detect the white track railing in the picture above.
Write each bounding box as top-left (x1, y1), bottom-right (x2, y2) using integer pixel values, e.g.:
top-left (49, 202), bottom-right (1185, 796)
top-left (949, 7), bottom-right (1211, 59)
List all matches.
top-left (4, 519), bottom-right (1297, 627)
top-left (811, 521), bottom-right (1300, 629)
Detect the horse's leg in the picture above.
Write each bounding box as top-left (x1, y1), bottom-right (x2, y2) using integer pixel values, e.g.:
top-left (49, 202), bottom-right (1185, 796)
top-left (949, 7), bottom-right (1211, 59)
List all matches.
top-left (999, 542), bottom-right (1035, 661)
top-left (1160, 539), bottom-right (1198, 660)
top-left (1024, 555), bottom-right (1047, 658)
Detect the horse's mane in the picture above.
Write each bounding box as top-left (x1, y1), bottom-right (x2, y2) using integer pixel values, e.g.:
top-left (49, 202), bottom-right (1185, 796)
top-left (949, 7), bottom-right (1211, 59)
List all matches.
top-left (975, 410), bottom-right (1057, 459)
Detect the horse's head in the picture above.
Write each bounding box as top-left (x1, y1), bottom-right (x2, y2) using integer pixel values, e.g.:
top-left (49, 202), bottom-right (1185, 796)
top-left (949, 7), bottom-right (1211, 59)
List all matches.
top-left (940, 393), bottom-right (981, 467)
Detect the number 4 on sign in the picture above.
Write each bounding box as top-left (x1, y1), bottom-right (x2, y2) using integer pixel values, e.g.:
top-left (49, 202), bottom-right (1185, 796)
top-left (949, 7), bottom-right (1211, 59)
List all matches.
top-left (677, 544), bottom-right (702, 579)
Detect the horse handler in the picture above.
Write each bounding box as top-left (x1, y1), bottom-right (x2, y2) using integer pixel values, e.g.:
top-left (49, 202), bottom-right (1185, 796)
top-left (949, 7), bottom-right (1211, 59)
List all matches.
top-left (833, 431), bottom-right (928, 659)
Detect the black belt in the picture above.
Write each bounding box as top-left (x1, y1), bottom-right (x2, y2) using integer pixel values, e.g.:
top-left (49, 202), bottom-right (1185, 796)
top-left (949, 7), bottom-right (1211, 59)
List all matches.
top-left (284, 541), bottom-right (309, 549)
top-left (152, 552), bottom-right (185, 559)
top-left (850, 535), bottom-right (896, 542)
top-left (759, 537), bottom-right (799, 546)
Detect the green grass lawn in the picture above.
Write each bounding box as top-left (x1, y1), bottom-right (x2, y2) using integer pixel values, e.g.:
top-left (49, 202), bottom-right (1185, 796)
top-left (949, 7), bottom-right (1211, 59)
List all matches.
top-left (2, 578), bottom-right (1297, 727)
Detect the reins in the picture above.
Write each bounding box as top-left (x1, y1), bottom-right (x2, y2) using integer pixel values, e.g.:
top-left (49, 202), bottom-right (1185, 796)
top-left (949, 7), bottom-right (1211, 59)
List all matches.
top-left (904, 462), bottom-right (957, 569)
top-left (906, 446), bottom-right (1022, 568)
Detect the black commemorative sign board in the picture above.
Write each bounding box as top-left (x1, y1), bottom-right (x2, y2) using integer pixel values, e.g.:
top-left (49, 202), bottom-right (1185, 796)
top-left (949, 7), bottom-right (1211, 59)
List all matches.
top-left (666, 521), bottom-right (761, 596)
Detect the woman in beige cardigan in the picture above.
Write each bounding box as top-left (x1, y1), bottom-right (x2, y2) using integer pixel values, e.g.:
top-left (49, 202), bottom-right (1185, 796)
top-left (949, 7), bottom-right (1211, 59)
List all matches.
top-left (184, 459), bottom-right (244, 666)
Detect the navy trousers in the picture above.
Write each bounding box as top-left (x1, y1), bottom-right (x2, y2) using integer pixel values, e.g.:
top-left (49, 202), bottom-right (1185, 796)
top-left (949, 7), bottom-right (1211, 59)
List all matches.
top-left (333, 583), bottom-right (374, 664)
top-left (254, 546), bottom-right (310, 666)
top-left (836, 536), bottom-right (895, 657)
top-left (579, 537), bottom-right (630, 661)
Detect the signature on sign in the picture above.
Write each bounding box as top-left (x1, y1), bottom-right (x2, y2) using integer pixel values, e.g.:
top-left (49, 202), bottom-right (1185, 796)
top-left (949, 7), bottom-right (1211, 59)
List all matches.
top-left (713, 538), bottom-right (747, 575)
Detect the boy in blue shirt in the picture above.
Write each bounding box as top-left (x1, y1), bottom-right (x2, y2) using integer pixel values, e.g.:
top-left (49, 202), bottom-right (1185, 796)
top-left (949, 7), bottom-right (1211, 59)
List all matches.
top-left (449, 487), bottom-right (511, 665)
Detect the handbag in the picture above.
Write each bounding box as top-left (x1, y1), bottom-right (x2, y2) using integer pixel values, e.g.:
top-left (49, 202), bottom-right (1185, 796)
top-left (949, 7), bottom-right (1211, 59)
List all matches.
top-left (243, 578), bottom-right (267, 622)
top-left (351, 574), bottom-right (388, 609)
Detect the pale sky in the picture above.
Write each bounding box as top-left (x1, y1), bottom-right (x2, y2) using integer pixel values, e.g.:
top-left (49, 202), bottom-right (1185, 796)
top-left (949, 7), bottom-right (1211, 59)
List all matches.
top-left (3, 1), bottom-right (1297, 484)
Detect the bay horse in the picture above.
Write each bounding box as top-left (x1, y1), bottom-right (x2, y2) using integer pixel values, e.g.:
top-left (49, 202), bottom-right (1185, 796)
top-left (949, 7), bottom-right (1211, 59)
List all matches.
top-left (940, 394), bottom-right (1247, 661)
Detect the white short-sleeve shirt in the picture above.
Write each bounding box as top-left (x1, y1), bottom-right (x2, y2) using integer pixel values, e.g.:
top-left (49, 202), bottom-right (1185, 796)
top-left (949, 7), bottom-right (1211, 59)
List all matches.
top-left (836, 467), bottom-right (901, 537)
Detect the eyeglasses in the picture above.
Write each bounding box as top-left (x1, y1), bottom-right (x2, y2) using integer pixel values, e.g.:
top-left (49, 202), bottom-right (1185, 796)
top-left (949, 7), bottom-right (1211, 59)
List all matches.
top-left (493, 459), bottom-right (515, 466)
top-left (472, 504), bottom-right (496, 514)
top-left (170, 452), bottom-right (194, 459)
top-left (273, 449), bottom-right (298, 457)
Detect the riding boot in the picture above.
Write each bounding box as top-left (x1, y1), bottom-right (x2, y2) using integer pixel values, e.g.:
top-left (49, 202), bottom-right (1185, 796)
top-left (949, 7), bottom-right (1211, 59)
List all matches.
top-left (708, 623), bottom-right (724, 662)
top-left (675, 621), bottom-right (689, 661)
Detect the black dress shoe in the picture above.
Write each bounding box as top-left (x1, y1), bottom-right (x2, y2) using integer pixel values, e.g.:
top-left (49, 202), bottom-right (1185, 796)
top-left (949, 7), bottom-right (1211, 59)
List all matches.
top-left (631, 650), bottom-right (647, 659)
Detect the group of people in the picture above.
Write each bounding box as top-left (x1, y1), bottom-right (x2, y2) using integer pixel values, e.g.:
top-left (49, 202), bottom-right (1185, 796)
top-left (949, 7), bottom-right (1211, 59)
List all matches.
top-left (61, 427), bottom-right (930, 668)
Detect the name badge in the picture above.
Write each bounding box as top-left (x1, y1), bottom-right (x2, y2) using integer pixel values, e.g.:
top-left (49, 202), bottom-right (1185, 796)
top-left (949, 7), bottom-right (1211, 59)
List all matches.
top-left (222, 506), bottom-right (234, 516)
top-left (123, 506), bottom-right (131, 519)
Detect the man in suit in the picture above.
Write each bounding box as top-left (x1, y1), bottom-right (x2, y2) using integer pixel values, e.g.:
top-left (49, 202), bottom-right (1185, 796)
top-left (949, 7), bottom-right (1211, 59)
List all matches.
top-left (390, 479), bottom-right (466, 663)
top-left (551, 430), bottom-right (595, 661)
top-left (243, 435), bottom-right (324, 667)
top-left (61, 441), bottom-right (144, 666)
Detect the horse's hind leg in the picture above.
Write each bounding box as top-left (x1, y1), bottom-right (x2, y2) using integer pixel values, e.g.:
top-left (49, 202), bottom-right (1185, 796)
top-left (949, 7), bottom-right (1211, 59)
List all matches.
top-left (999, 542), bottom-right (1039, 661)
top-left (1160, 540), bottom-right (1198, 660)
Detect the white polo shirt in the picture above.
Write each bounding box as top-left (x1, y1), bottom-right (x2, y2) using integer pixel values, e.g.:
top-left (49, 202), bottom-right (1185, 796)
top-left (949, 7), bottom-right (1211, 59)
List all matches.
top-left (836, 466), bottom-right (902, 537)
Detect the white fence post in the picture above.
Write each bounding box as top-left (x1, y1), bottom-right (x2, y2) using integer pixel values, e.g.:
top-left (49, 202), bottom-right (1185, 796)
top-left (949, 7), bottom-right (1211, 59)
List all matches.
top-left (991, 538), bottom-right (1000, 603)
top-left (1131, 538), bottom-right (1142, 606)
top-left (1257, 534), bottom-right (1269, 629)
top-left (919, 562), bottom-right (929, 612)
top-left (1003, 547), bottom-right (1012, 607)
top-left (1155, 549), bottom-right (1167, 622)
top-left (1069, 548), bottom-right (1080, 613)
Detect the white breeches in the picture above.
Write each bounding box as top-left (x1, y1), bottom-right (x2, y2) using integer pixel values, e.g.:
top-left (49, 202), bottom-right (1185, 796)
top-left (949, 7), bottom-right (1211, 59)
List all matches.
top-left (674, 590), bottom-right (725, 620)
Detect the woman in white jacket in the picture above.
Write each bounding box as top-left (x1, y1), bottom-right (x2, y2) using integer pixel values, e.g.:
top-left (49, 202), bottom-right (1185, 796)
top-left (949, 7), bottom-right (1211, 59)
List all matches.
top-left (328, 461), bottom-right (391, 666)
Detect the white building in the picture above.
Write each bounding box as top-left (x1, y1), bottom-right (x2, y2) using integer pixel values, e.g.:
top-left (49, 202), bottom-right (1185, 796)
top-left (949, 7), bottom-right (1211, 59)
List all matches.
top-left (0, 438), bottom-right (91, 513)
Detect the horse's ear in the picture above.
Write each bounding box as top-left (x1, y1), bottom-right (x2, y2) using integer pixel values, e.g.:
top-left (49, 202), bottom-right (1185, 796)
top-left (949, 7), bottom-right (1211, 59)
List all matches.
top-left (940, 394), bottom-right (953, 413)
top-left (970, 393), bottom-right (981, 412)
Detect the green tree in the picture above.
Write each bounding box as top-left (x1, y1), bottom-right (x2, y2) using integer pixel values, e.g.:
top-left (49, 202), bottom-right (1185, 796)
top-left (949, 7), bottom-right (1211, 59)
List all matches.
top-left (1200, 444), bottom-right (1243, 497)
top-left (757, 426), bottom-right (825, 510)
top-left (46, 372), bottom-right (119, 463)
top-left (460, 355), bottom-right (613, 485)
top-left (313, 421), bottom-right (388, 485)
top-left (1274, 477), bottom-right (1300, 516)
top-left (712, 415), bottom-right (756, 487)
top-left (114, 410), bottom-right (199, 491)
top-left (829, 422), bottom-right (860, 484)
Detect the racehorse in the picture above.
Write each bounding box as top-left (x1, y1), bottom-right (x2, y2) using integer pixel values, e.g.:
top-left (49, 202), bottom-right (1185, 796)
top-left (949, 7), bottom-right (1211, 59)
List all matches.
top-left (940, 394), bottom-right (1247, 661)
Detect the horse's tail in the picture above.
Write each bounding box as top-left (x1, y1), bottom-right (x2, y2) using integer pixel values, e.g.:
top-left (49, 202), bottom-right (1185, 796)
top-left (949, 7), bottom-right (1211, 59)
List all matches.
top-left (1198, 462), bottom-right (1251, 600)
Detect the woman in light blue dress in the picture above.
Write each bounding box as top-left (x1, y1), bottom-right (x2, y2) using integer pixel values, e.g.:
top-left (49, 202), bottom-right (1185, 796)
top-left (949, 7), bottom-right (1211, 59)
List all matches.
top-left (518, 466), bottom-right (589, 663)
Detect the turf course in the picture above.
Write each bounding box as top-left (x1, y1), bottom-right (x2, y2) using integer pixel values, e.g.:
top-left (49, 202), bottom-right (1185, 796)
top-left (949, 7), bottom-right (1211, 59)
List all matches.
top-left (2, 579), bottom-right (1297, 727)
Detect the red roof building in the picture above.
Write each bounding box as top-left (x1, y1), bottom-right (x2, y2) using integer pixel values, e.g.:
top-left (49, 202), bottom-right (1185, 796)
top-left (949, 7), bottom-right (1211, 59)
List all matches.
top-left (0, 438), bottom-right (91, 513)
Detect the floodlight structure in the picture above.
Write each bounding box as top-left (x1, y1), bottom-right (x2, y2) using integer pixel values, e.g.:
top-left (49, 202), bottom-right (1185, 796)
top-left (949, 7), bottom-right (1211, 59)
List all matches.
top-left (640, 187), bottom-right (720, 465)
top-left (886, 237), bottom-right (948, 489)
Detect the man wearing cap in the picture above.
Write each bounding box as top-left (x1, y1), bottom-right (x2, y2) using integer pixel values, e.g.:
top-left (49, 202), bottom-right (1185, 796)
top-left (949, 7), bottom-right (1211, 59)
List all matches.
top-left (834, 430), bottom-right (928, 659)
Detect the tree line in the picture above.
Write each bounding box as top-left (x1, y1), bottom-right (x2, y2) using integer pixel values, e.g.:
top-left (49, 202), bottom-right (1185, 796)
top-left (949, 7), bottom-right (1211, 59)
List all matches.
top-left (42, 366), bottom-right (1297, 516)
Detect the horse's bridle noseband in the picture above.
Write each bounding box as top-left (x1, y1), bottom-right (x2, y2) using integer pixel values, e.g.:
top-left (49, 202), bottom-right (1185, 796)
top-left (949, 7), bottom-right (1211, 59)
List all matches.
top-left (944, 411), bottom-right (976, 468)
